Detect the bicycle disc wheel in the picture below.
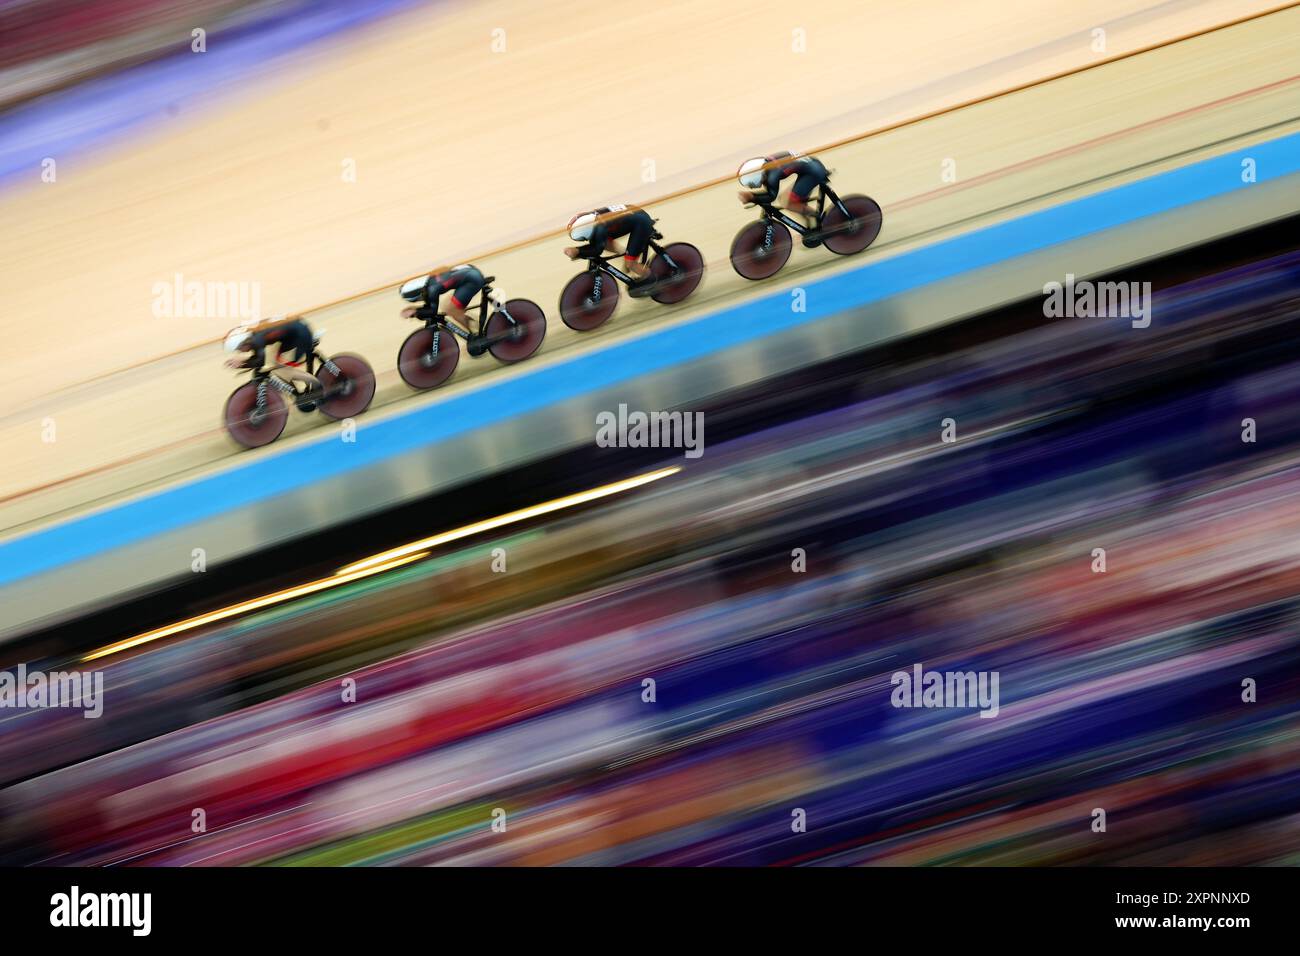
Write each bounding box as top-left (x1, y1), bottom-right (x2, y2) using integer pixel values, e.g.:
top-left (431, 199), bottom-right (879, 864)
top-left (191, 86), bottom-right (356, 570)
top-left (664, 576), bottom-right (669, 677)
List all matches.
top-left (730, 219), bottom-right (792, 279)
top-left (485, 299), bottom-right (546, 362)
top-left (398, 327), bottom-right (460, 389)
top-left (649, 242), bottom-right (705, 304)
top-left (224, 380), bottom-right (287, 448)
top-left (317, 353), bottom-right (376, 420)
top-left (821, 195), bottom-right (882, 255)
top-left (559, 271), bottom-right (620, 331)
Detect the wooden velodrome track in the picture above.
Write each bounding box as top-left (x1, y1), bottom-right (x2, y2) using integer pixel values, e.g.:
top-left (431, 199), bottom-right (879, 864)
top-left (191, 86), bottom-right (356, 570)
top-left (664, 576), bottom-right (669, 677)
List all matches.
top-left (2, 0), bottom-right (1299, 538)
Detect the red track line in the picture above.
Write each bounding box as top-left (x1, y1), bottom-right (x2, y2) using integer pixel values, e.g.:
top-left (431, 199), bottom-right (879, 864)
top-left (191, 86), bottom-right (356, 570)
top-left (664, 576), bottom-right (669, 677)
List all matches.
top-left (8, 6), bottom-right (1299, 513)
top-left (891, 72), bottom-right (1300, 211)
top-left (38, 2), bottom-right (1300, 393)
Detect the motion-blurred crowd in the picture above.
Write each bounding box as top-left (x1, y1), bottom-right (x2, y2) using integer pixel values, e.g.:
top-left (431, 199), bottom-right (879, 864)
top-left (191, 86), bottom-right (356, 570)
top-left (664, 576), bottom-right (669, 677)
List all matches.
top-left (4, 249), bottom-right (1299, 865)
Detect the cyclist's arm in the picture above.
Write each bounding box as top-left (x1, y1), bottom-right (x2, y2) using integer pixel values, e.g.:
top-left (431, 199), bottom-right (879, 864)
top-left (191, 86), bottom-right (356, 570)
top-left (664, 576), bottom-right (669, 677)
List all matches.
top-left (575, 222), bottom-right (609, 258)
top-left (242, 331), bottom-right (268, 368)
top-left (413, 285), bottom-right (442, 319)
top-left (748, 168), bottom-right (784, 205)
top-left (408, 272), bottom-right (447, 315)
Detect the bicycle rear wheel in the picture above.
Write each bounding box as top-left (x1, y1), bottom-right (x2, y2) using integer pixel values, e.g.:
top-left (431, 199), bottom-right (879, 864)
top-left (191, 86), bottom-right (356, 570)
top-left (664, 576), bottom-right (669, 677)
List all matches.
top-left (649, 242), bottom-right (705, 304)
top-left (485, 299), bottom-right (546, 362)
top-left (821, 195), bottom-right (882, 255)
top-left (317, 353), bottom-right (376, 420)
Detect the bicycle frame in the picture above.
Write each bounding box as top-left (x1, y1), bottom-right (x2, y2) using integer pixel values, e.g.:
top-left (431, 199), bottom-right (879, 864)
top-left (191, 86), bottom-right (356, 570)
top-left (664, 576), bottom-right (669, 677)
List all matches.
top-left (417, 279), bottom-right (520, 344)
top-left (755, 184), bottom-right (852, 236)
top-left (581, 237), bottom-right (682, 285)
top-left (247, 349), bottom-right (341, 408)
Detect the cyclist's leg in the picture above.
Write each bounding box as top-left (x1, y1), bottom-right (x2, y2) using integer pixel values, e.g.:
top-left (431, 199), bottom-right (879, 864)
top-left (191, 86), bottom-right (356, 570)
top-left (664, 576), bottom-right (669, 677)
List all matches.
top-left (276, 324), bottom-right (320, 392)
top-left (275, 358), bottom-right (319, 393)
top-left (623, 212), bottom-right (653, 280)
top-left (810, 160), bottom-right (832, 220)
top-left (788, 163), bottom-right (827, 225)
top-left (444, 268), bottom-right (483, 328)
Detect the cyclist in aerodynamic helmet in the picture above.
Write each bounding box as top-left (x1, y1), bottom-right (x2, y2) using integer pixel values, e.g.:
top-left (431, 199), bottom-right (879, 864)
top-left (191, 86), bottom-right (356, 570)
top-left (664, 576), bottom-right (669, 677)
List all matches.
top-left (223, 315), bottom-right (319, 393)
top-left (737, 151), bottom-right (829, 225)
top-left (563, 203), bottom-right (655, 285)
top-left (399, 263), bottom-right (496, 327)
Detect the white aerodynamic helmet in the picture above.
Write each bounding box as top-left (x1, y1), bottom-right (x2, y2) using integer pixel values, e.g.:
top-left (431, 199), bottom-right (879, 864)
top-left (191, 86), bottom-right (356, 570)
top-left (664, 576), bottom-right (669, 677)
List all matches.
top-left (568, 212), bottom-right (597, 242)
top-left (400, 274), bottom-right (432, 302)
top-left (738, 157), bottom-right (767, 189)
top-left (223, 325), bottom-right (253, 353)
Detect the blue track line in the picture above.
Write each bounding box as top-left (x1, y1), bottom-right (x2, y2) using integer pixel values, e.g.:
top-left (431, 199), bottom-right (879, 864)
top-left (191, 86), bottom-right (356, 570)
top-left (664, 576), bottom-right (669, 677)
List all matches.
top-left (2, 131), bottom-right (1297, 587)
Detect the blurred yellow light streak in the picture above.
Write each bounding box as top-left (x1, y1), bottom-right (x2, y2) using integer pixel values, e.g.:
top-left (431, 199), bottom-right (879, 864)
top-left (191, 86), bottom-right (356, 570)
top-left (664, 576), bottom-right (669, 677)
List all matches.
top-left (81, 552), bottom-right (430, 663)
top-left (79, 466), bottom-right (679, 663)
top-left (334, 465), bottom-right (682, 577)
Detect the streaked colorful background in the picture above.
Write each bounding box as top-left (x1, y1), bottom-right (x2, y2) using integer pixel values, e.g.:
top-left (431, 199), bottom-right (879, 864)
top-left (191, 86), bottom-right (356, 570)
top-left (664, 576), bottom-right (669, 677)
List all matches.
top-left (2, 0), bottom-right (1299, 867)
